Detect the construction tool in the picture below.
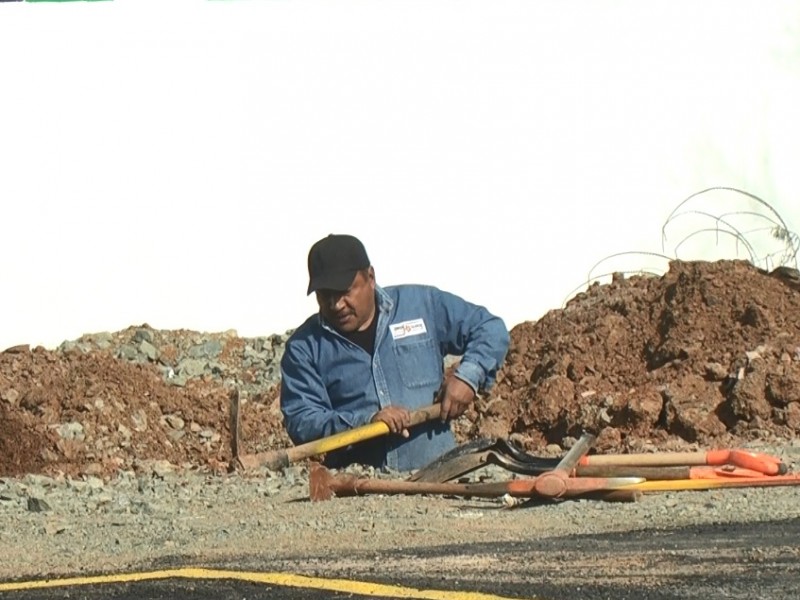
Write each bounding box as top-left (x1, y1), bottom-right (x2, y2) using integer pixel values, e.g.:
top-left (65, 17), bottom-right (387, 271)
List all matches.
top-left (309, 431), bottom-right (645, 505)
top-left (409, 437), bottom-right (789, 483)
top-left (574, 464), bottom-right (791, 480)
top-left (528, 432), bottom-right (598, 498)
top-left (613, 472), bottom-right (800, 493)
top-left (408, 437), bottom-right (557, 483)
top-left (229, 388), bottom-right (243, 468)
top-left (408, 435), bottom-right (611, 483)
top-left (308, 462), bottom-right (643, 503)
top-left (576, 448), bottom-right (787, 475)
top-left (229, 388), bottom-right (443, 471)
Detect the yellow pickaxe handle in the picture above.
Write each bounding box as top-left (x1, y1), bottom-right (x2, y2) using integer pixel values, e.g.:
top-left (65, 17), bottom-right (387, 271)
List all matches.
top-left (236, 403), bottom-right (442, 471)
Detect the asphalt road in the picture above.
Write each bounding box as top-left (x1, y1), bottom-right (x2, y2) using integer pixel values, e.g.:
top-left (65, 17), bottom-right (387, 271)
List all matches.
top-left (2, 518), bottom-right (798, 600)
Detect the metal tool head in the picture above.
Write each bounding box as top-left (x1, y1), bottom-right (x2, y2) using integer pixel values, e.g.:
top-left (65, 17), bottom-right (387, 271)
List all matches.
top-left (407, 438), bottom-right (501, 482)
top-left (309, 463), bottom-right (336, 501)
top-left (228, 387), bottom-right (242, 472)
top-left (408, 437), bottom-right (563, 483)
top-left (309, 463), bottom-right (362, 502)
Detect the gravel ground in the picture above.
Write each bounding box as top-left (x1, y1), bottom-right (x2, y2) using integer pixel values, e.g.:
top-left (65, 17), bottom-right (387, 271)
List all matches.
top-left (2, 259), bottom-right (799, 596)
top-left (2, 440), bottom-right (800, 590)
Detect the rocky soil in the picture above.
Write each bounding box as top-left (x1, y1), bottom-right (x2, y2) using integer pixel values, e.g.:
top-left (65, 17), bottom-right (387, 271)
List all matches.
top-left (2, 259), bottom-right (799, 480)
top-left (1, 258), bottom-right (800, 588)
top-left (476, 259), bottom-right (800, 454)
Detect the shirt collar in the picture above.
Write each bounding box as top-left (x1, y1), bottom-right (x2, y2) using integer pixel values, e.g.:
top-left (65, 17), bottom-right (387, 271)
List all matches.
top-left (375, 285), bottom-right (394, 314)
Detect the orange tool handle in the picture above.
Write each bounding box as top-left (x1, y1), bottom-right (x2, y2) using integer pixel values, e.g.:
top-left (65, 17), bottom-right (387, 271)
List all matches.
top-left (579, 449), bottom-right (785, 475)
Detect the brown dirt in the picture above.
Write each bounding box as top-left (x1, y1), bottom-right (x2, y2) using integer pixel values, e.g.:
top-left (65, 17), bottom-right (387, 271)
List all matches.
top-left (465, 259), bottom-right (800, 454)
top-left (0, 345), bottom-right (288, 479)
top-left (1, 259), bottom-right (799, 479)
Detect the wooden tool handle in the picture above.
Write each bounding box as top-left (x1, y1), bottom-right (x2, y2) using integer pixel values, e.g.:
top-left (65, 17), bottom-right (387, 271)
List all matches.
top-left (575, 465), bottom-right (691, 479)
top-left (246, 403), bottom-right (443, 470)
top-left (408, 403), bottom-right (443, 426)
top-left (580, 451), bottom-right (708, 467)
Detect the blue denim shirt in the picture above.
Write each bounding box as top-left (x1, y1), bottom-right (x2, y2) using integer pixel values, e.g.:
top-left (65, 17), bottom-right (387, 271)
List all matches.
top-left (279, 284), bottom-right (510, 471)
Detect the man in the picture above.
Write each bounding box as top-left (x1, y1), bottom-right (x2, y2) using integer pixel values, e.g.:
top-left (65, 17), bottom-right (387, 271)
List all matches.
top-left (279, 234), bottom-right (510, 471)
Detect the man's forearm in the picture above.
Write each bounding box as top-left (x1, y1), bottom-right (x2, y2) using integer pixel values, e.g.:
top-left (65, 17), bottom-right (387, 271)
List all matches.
top-left (283, 402), bottom-right (375, 444)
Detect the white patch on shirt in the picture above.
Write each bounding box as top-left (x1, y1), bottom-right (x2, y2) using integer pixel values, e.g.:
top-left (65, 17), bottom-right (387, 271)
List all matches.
top-left (390, 318), bottom-right (428, 340)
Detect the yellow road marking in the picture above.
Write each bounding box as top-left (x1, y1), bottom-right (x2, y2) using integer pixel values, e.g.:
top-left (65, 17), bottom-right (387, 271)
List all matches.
top-left (0, 567), bottom-right (535, 600)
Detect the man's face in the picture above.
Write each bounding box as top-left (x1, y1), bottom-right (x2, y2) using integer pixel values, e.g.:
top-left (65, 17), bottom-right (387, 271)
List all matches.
top-left (316, 267), bottom-right (376, 333)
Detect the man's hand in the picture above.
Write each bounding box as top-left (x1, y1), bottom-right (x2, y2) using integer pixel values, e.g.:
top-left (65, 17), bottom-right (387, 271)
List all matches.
top-left (437, 375), bottom-right (476, 422)
top-left (371, 405), bottom-right (412, 438)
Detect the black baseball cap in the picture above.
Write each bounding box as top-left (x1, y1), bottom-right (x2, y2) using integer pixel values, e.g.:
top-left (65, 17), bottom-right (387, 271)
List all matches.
top-left (307, 234), bottom-right (371, 295)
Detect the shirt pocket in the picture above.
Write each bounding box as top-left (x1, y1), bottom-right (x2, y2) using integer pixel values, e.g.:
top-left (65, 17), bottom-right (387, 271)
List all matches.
top-left (392, 336), bottom-right (442, 389)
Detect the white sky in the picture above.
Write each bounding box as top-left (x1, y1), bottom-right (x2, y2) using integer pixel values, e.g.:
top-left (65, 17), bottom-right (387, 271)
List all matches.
top-left (1, 1), bottom-right (799, 350)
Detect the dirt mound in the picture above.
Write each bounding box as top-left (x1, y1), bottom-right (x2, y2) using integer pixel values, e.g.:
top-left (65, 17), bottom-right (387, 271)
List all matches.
top-left (0, 342), bottom-right (287, 478)
top-left (1, 259), bottom-right (799, 478)
top-left (473, 259), bottom-right (800, 453)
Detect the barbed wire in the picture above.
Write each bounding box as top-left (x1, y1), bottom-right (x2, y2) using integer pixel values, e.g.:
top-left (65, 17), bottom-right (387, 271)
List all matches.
top-left (562, 187), bottom-right (799, 308)
top-left (661, 187), bottom-right (798, 270)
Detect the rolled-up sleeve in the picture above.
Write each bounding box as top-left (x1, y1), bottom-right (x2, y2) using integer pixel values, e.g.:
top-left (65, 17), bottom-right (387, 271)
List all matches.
top-left (431, 288), bottom-right (510, 392)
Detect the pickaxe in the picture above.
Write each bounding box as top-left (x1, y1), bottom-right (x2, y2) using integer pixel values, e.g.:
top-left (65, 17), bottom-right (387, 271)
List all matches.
top-left (228, 388), bottom-right (443, 471)
top-left (308, 463), bottom-right (643, 503)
